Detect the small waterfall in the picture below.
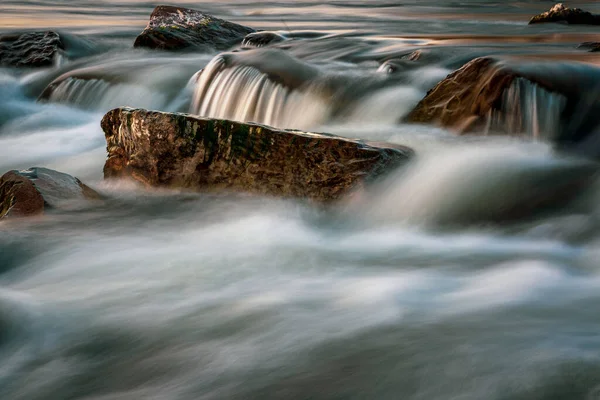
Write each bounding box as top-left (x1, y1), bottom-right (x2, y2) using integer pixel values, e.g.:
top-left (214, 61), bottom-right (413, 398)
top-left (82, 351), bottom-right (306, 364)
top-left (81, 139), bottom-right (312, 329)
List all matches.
top-left (44, 77), bottom-right (168, 111)
top-left (190, 56), bottom-right (330, 130)
top-left (487, 78), bottom-right (567, 139)
top-left (190, 50), bottom-right (427, 130)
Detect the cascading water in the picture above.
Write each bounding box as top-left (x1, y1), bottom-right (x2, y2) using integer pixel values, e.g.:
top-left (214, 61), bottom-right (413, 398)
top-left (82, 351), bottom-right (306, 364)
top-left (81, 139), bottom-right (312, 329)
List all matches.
top-left (190, 50), bottom-right (427, 130)
top-left (5, 1), bottom-right (600, 399)
top-left (44, 77), bottom-right (167, 111)
top-left (487, 78), bottom-right (567, 139)
top-left (190, 55), bottom-right (331, 129)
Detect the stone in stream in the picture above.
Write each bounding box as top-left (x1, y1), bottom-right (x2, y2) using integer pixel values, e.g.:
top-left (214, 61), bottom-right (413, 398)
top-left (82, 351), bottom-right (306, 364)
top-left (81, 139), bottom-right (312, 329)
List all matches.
top-left (133, 5), bottom-right (255, 51)
top-left (529, 3), bottom-right (600, 25)
top-left (101, 107), bottom-right (412, 202)
top-left (404, 56), bottom-right (600, 156)
top-left (242, 31), bottom-right (287, 48)
top-left (578, 42), bottom-right (600, 52)
top-left (0, 31), bottom-right (64, 68)
top-left (0, 168), bottom-right (101, 219)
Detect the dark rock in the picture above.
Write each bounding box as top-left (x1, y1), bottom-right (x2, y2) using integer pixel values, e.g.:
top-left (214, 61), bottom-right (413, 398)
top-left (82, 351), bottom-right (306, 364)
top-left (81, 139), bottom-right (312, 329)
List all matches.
top-left (0, 168), bottom-right (101, 219)
top-left (133, 5), bottom-right (255, 51)
top-left (529, 3), bottom-right (600, 25)
top-left (242, 31), bottom-right (287, 48)
top-left (0, 31), bottom-right (64, 68)
top-left (101, 107), bottom-right (412, 202)
top-left (578, 42), bottom-right (600, 52)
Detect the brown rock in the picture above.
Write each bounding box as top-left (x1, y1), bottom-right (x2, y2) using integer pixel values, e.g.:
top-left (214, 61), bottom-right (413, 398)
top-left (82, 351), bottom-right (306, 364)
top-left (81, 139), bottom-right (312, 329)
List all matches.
top-left (529, 3), bottom-right (600, 25)
top-left (133, 5), bottom-right (255, 51)
top-left (0, 31), bottom-right (64, 68)
top-left (405, 57), bottom-right (517, 132)
top-left (101, 108), bottom-right (412, 202)
top-left (0, 168), bottom-right (100, 219)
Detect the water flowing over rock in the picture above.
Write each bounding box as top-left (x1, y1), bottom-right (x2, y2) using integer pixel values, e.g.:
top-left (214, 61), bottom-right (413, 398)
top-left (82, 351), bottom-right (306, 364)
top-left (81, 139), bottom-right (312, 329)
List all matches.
top-left (133, 5), bottom-right (255, 51)
top-left (101, 107), bottom-right (412, 202)
top-left (0, 168), bottom-right (100, 219)
top-left (579, 42), bottom-right (600, 52)
top-left (405, 57), bottom-right (600, 153)
top-left (0, 31), bottom-right (64, 68)
top-left (529, 3), bottom-right (600, 25)
top-left (242, 31), bottom-right (287, 48)
top-left (189, 48), bottom-right (409, 129)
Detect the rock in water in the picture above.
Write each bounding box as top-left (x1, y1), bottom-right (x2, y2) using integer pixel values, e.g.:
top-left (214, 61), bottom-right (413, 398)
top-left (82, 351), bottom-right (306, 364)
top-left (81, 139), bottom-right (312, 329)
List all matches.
top-left (101, 108), bottom-right (412, 202)
top-left (0, 31), bottom-right (64, 68)
top-left (0, 168), bottom-right (100, 219)
top-left (242, 31), bottom-right (287, 48)
top-left (578, 42), bottom-right (600, 52)
top-left (133, 5), bottom-right (255, 51)
top-left (404, 57), bottom-right (600, 151)
top-left (529, 3), bottom-right (600, 25)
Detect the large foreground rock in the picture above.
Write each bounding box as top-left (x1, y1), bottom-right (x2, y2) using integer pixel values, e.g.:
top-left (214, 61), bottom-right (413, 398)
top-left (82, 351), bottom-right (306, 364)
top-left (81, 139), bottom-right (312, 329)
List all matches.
top-left (0, 31), bottom-right (64, 68)
top-left (0, 168), bottom-right (100, 219)
top-left (101, 108), bottom-right (412, 201)
top-left (529, 3), bottom-right (600, 25)
top-left (134, 6), bottom-right (255, 51)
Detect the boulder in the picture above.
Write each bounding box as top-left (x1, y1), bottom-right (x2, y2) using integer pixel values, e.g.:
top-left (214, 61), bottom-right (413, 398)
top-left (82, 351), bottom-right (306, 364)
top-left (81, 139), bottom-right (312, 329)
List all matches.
top-left (0, 168), bottom-right (101, 219)
top-left (133, 5), bottom-right (255, 51)
top-left (529, 3), bottom-right (600, 25)
top-left (101, 107), bottom-right (412, 202)
top-left (0, 31), bottom-right (64, 68)
top-left (404, 57), bottom-right (600, 150)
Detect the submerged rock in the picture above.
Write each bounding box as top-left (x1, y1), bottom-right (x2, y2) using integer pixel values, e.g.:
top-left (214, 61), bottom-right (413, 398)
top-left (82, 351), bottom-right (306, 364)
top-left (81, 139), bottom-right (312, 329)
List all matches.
top-left (133, 5), bottom-right (255, 51)
top-left (0, 31), bottom-right (64, 68)
top-left (0, 168), bottom-right (100, 219)
top-left (101, 107), bottom-right (411, 202)
top-left (529, 3), bottom-right (600, 25)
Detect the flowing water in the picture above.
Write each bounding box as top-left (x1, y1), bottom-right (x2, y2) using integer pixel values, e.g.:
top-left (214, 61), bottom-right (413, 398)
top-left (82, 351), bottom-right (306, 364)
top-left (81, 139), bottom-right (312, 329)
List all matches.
top-left (2, 1), bottom-right (600, 399)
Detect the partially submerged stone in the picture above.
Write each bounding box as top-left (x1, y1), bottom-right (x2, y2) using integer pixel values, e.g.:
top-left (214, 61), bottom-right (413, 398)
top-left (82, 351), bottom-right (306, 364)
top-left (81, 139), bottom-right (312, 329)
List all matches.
top-left (101, 107), bottom-right (412, 202)
top-left (529, 3), bottom-right (600, 25)
top-left (0, 168), bottom-right (101, 219)
top-left (404, 57), bottom-right (600, 150)
top-left (578, 42), bottom-right (600, 52)
top-left (133, 5), bottom-right (255, 51)
top-left (0, 31), bottom-right (64, 68)
top-left (242, 31), bottom-right (287, 48)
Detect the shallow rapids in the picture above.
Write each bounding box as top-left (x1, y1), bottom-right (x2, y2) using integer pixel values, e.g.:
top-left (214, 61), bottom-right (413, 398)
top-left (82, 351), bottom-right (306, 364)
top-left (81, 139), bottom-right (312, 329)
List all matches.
top-left (3, 1), bottom-right (600, 399)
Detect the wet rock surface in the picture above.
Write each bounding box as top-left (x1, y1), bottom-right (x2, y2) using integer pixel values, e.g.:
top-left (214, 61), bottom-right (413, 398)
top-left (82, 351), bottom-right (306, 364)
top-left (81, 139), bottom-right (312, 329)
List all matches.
top-left (242, 31), bottom-right (287, 48)
top-left (405, 57), bottom-right (516, 132)
top-left (404, 56), bottom-right (600, 150)
top-left (0, 31), bottom-right (64, 68)
top-left (133, 5), bottom-right (255, 51)
top-left (578, 42), bottom-right (600, 52)
top-left (0, 168), bottom-right (100, 219)
top-left (101, 107), bottom-right (412, 202)
top-left (529, 3), bottom-right (600, 25)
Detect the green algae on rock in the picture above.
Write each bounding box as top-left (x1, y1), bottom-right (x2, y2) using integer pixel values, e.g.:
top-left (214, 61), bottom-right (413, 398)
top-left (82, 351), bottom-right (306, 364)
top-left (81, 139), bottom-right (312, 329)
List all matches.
top-left (101, 108), bottom-right (412, 202)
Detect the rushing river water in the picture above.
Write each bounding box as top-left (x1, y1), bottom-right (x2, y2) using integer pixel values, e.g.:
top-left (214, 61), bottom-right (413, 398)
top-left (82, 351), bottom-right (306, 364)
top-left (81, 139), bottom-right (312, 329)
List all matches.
top-left (2, 1), bottom-right (600, 399)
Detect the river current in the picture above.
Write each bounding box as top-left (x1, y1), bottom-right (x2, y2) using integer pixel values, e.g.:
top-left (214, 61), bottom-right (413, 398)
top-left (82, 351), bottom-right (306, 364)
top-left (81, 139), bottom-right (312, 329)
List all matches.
top-left (2, 1), bottom-right (600, 399)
